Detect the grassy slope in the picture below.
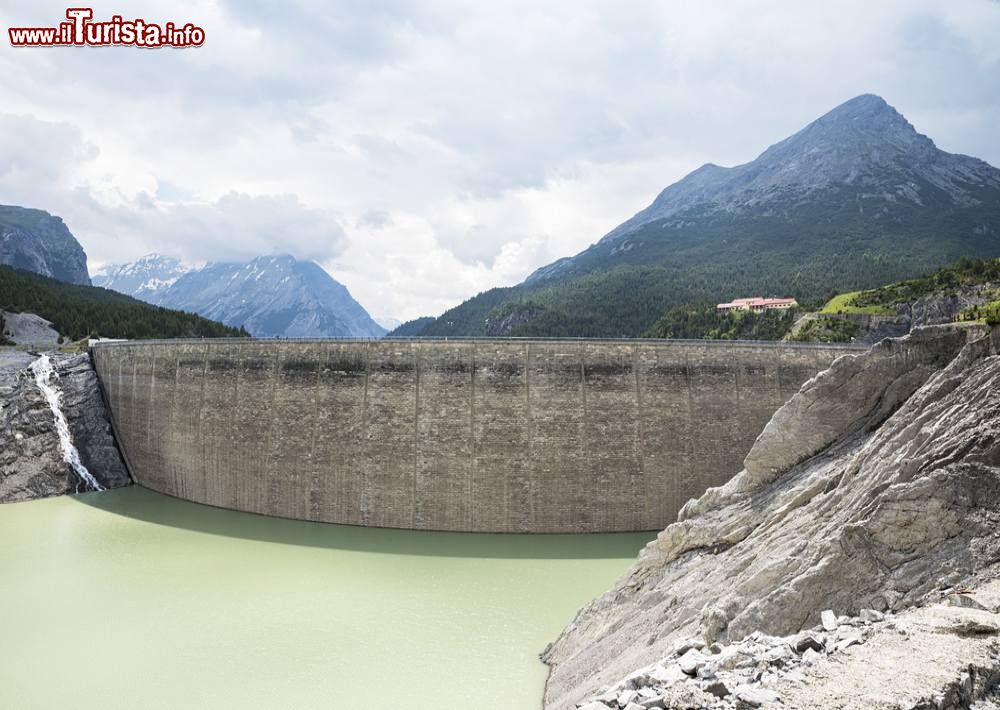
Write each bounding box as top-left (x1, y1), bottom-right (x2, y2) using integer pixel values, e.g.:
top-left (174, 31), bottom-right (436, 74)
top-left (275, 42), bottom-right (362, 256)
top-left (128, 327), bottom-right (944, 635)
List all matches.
top-left (819, 292), bottom-right (894, 315)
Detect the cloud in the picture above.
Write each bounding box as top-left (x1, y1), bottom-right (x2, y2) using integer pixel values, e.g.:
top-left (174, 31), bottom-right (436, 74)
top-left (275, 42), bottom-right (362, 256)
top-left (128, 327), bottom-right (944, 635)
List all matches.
top-left (1, 0), bottom-right (998, 320)
top-left (356, 209), bottom-right (394, 230)
top-left (0, 114), bottom-right (347, 268)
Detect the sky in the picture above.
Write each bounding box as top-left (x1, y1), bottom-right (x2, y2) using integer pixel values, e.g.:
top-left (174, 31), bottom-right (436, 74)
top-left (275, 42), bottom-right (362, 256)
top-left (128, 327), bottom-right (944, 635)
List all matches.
top-left (1, 1), bottom-right (999, 322)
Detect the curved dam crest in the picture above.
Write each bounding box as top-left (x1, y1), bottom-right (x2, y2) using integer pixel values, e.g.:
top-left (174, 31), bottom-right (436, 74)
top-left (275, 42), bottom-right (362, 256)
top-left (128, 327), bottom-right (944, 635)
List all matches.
top-left (91, 338), bottom-right (858, 533)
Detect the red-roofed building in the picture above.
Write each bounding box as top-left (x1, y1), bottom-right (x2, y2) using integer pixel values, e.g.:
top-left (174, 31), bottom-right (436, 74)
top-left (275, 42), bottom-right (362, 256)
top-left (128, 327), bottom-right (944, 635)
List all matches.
top-left (717, 297), bottom-right (798, 312)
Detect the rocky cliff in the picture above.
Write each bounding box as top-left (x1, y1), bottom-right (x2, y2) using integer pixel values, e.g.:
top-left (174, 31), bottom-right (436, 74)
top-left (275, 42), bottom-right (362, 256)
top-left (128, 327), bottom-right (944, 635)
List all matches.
top-left (543, 324), bottom-right (1000, 709)
top-left (1, 352), bottom-right (130, 502)
top-left (0, 204), bottom-right (91, 285)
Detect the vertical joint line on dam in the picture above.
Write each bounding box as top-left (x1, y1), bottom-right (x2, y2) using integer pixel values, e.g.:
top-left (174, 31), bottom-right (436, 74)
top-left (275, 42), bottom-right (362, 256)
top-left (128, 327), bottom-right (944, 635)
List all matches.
top-left (307, 343), bottom-right (325, 520)
top-left (261, 348), bottom-right (281, 513)
top-left (145, 348), bottom-right (155, 451)
top-left (525, 341), bottom-right (534, 529)
top-left (412, 345), bottom-right (420, 529)
top-left (733, 346), bottom-right (741, 404)
top-left (196, 344), bottom-right (210, 501)
top-left (468, 342), bottom-right (476, 531)
top-left (579, 343), bottom-right (590, 527)
top-left (634, 344), bottom-right (646, 526)
top-left (360, 341), bottom-right (371, 525)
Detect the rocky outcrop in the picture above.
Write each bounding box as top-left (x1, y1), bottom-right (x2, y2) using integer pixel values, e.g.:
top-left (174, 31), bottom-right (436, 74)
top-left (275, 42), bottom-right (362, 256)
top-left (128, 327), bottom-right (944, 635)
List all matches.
top-left (567, 591), bottom-right (1000, 710)
top-left (906, 285), bottom-right (990, 328)
top-left (484, 303), bottom-right (546, 336)
top-left (543, 325), bottom-right (1000, 709)
top-left (1, 352), bottom-right (130, 502)
top-left (792, 284), bottom-right (994, 346)
top-left (0, 311), bottom-right (60, 347)
top-left (0, 204), bottom-right (91, 285)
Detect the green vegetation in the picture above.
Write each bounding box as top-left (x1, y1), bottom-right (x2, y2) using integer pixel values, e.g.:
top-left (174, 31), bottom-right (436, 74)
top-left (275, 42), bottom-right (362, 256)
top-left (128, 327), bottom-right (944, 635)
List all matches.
top-left (790, 316), bottom-right (860, 343)
top-left (0, 265), bottom-right (248, 340)
top-left (414, 184), bottom-right (1000, 338)
top-left (644, 304), bottom-right (798, 340)
top-left (387, 316), bottom-right (436, 337)
top-left (846, 257), bottom-right (1000, 312)
top-left (819, 291), bottom-right (894, 315)
top-left (958, 299), bottom-right (1000, 326)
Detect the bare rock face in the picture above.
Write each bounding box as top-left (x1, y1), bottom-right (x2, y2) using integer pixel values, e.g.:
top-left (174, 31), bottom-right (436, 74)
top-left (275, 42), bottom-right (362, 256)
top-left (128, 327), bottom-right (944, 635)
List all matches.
top-left (906, 285), bottom-right (990, 328)
top-left (0, 204), bottom-right (91, 285)
top-left (0, 352), bottom-right (130, 502)
top-left (543, 325), bottom-right (1000, 710)
top-left (743, 326), bottom-right (966, 487)
top-left (1, 311), bottom-right (60, 347)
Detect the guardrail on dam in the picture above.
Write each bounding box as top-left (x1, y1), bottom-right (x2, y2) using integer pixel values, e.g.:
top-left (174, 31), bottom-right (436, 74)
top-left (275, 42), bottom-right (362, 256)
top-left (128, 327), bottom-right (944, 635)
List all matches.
top-left (91, 338), bottom-right (860, 533)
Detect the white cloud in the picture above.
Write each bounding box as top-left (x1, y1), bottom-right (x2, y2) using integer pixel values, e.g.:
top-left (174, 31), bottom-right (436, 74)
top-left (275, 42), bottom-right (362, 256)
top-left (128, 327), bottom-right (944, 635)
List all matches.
top-left (1, 0), bottom-right (998, 320)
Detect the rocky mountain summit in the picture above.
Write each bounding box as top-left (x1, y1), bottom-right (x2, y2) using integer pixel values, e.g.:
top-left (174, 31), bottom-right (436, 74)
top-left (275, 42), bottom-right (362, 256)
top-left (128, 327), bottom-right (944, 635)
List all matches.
top-left (96, 254), bottom-right (385, 338)
top-left (544, 324), bottom-right (1000, 709)
top-left (0, 204), bottom-right (91, 285)
top-left (0, 352), bottom-right (130, 502)
top-left (416, 95), bottom-right (1000, 338)
top-left (593, 94), bottom-right (1000, 247)
top-left (92, 253), bottom-right (194, 302)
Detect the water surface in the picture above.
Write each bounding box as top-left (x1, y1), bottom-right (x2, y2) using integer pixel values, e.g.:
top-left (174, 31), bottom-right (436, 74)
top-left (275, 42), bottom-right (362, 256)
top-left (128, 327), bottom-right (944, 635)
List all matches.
top-left (0, 487), bottom-right (653, 709)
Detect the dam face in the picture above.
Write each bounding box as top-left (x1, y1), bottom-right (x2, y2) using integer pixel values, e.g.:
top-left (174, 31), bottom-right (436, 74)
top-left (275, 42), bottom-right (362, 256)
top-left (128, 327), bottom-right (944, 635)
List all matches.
top-left (91, 339), bottom-right (856, 533)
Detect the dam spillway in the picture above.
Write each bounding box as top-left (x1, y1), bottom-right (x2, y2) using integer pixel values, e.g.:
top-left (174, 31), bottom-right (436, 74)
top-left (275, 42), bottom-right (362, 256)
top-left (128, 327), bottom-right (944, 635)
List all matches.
top-left (90, 338), bottom-right (858, 533)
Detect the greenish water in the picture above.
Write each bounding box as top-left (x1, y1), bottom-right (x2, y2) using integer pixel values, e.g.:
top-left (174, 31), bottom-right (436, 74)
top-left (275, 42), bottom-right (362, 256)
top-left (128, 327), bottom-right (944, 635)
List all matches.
top-left (0, 487), bottom-right (653, 710)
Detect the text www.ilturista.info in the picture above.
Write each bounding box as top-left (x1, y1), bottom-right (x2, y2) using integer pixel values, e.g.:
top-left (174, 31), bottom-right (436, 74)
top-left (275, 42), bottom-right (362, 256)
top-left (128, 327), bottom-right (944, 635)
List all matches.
top-left (8, 8), bottom-right (205, 48)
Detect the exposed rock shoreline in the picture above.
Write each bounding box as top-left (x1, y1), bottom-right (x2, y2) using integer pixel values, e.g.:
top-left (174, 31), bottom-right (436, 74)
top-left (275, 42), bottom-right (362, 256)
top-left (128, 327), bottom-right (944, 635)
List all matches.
top-left (544, 324), bottom-right (1000, 710)
top-left (573, 591), bottom-right (1000, 710)
top-left (0, 350), bottom-right (130, 501)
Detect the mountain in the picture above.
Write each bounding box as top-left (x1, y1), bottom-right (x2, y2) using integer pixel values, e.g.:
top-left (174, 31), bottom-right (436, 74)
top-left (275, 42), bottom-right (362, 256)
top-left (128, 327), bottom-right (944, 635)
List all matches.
top-left (374, 316), bottom-right (403, 332)
top-left (0, 264), bottom-right (246, 340)
top-left (158, 256), bottom-right (386, 338)
top-left (586, 93), bottom-right (993, 248)
top-left (0, 205), bottom-right (91, 285)
top-left (387, 316), bottom-right (436, 337)
top-left (98, 254), bottom-right (385, 339)
top-left (416, 94), bottom-right (1000, 337)
top-left (92, 254), bottom-right (194, 302)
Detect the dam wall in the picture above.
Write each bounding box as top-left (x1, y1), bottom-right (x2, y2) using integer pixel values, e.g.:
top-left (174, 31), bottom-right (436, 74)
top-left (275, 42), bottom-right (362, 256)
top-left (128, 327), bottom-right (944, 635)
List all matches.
top-left (91, 339), bottom-right (858, 533)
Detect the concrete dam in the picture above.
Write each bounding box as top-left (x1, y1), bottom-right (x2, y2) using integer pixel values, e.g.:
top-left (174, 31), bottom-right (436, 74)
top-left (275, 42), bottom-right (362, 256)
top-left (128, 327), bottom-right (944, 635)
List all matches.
top-left (91, 339), bottom-right (858, 533)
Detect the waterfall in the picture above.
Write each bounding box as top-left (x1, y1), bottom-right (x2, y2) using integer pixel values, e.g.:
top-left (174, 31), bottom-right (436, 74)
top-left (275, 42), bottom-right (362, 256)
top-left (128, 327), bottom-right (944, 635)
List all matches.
top-left (29, 354), bottom-right (105, 493)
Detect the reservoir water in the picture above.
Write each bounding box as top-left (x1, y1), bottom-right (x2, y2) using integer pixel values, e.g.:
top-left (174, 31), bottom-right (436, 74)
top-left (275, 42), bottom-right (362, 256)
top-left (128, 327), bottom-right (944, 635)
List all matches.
top-left (0, 486), bottom-right (654, 710)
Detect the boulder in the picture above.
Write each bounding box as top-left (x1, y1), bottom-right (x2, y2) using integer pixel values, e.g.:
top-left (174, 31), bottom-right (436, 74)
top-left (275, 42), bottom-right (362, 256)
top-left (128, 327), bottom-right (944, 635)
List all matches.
top-left (792, 634), bottom-right (824, 653)
top-left (704, 680), bottom-right (730, 698)
top-left (671, 638), bottom-right (705, 657)
top-left (733, 685), bottom-right (779, 708)
top-left (677, 649), bottom-right (707, 676)
top-left (820, 610), bottom-right (838, 632)
top-left (859, 609), bottom-right (885, 624)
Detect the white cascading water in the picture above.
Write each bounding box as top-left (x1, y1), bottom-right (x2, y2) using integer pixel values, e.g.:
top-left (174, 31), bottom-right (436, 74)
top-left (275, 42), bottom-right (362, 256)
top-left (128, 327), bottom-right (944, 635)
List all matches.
top-left (29, 354), bottom-right (104, 492)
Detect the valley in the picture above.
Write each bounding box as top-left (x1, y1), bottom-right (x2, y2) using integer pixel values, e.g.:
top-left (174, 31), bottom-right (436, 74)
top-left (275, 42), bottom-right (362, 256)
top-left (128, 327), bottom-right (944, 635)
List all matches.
top-left (2, 78), bottom-right (999, 710)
